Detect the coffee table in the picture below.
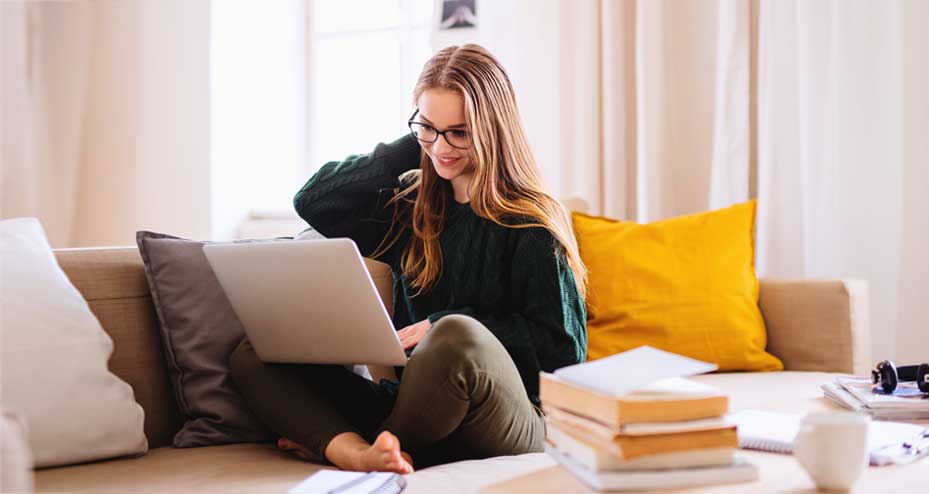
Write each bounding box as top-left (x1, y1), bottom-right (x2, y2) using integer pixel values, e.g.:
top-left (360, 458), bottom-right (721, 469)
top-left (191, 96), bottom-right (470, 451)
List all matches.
top-left (481, 446), bottom-right (928, 493)
top-left (481, 374), bottom-right (929, 494)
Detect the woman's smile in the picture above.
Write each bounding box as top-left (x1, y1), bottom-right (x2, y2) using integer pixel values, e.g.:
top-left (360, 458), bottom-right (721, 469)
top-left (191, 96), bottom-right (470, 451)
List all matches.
top-left (435, 156), bottom-right (462, 167)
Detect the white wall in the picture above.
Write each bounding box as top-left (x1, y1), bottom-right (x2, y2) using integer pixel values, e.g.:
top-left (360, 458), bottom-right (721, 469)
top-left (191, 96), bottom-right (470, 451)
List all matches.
top-left (74, 0), bottom-right (211, 246)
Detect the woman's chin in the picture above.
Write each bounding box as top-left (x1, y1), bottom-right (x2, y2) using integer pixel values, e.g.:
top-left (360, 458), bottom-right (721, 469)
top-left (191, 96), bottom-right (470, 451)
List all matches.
top-left (432, 164), bottom-right (460, 181)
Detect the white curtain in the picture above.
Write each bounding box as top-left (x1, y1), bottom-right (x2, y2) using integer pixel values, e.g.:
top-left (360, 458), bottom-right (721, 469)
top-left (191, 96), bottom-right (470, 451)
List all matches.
top-left (453, 0), bottom-right (753, 221)
top-left (2, 0), bottom-right (212, 248)
top-left (459, 0), bottom-right (927, 362)
top-left (1, 1), bottom-right (95, 247)
top-left (756, 0), bottom-right (929, 363)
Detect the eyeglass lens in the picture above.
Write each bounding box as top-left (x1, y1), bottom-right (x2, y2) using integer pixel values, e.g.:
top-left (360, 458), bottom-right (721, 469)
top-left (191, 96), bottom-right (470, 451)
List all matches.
top-left (409, 122), bottom-right (470, 149)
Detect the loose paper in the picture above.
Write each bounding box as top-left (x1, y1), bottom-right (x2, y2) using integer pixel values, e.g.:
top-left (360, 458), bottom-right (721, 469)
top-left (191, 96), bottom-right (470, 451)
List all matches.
top-left (553, 346), bottom-right (718, 396)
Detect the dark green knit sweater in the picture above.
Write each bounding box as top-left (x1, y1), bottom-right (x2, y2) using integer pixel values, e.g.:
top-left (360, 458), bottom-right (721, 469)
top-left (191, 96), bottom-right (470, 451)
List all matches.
top-left (293, 134), bottom-right (587, 406)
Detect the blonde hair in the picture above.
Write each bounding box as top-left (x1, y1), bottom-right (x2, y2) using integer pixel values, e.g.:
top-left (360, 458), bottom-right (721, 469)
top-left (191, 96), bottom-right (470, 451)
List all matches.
top-left (373, 44), bottom-right (588, 299)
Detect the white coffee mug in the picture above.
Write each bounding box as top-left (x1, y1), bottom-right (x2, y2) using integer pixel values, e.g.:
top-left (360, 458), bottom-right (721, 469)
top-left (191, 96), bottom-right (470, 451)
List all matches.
top-left (794, 411), bottom-right (869, 492)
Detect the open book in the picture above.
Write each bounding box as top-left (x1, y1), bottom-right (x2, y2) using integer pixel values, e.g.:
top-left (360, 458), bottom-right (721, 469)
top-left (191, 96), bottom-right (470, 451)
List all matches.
top-left (553, 346), bottom-right (718, 397)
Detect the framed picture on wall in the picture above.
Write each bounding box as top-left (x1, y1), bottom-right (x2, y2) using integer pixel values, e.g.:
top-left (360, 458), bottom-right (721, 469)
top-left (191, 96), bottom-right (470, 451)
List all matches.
top-left (439, 0), bottom-right (477, 30)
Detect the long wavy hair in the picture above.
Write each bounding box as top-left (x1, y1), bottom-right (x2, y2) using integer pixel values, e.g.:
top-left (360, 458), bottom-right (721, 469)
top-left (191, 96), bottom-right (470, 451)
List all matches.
top-left (373, 44), bottom-right (588, 299)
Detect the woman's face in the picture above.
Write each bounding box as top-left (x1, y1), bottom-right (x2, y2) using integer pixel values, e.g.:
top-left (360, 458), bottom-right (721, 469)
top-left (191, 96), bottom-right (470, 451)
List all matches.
top-left (413, 88), bottom-right (474, 182)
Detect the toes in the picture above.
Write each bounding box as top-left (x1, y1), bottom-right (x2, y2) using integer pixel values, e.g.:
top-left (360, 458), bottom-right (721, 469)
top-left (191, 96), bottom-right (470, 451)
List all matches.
top-left (384, 460), bottom-right (411, 474)
top-left (366, 431), bottom-right (413, 474)
top-left (374, 431), bottom-right (399, 452)
top-left (278, 438), bottom-right (301, 450)
top-left (276, 438), bottom-right (313, 462)
top-left (380, 449), bottom-right (401, 466)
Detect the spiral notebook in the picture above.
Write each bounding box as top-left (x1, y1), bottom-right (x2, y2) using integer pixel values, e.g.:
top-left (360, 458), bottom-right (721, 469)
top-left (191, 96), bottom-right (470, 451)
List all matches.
top-left (289, 470), bottom-right (406, 494)
top-left (730, 410), bottom-right (929, 466)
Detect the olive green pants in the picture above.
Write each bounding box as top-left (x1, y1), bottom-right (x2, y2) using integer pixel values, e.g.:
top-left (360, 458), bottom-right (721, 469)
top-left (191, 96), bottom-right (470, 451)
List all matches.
top-left (228, 314), bottom-right (545, 467)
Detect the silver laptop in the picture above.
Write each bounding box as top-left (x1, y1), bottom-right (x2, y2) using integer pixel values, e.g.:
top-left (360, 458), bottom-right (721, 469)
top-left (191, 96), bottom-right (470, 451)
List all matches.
top-left (203, 238), bottom-right (407, 366)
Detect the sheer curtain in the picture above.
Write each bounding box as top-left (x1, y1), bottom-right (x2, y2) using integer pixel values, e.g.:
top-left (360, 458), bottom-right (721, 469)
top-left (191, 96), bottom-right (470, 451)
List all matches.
top-left (2, 0), bottom-right (212, 247)
top-left (458, 0), bottom-right (754, 221)
top-left (755, 0), bottom-right (928, 363)
top-left (467, 0), bottom-right (926, 362)
top-left (1, 1), bottom-right (95, 247)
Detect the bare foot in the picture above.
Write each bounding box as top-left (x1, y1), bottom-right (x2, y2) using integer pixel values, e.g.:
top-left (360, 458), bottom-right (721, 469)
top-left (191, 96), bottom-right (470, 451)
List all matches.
top-left (324, 431), bottom-right (413, 474)
top-left (359, 431), bottom-right (414, 474)
top-left (277, 437), bottom-right (313, 461)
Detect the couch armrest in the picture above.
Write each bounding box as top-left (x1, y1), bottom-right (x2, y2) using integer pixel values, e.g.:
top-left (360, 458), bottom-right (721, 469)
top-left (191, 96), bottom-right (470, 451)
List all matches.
top-left (758, 278), bottom-right (870, 374)
top-left (364, 259), bottom-right (399, 382)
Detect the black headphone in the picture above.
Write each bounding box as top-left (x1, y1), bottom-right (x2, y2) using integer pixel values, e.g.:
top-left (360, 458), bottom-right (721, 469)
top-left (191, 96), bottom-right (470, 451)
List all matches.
top-left (871, 360), bottom-right (929, 394)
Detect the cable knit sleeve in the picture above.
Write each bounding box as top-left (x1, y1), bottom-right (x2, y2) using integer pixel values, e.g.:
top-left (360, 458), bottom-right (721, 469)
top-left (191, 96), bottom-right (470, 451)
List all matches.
top-left (293, 135), bottom-right (421, 260)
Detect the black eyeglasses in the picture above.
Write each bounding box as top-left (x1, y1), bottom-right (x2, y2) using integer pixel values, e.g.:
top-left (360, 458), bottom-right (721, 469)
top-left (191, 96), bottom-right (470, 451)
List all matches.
top-left (407, 110), bottom-right (472, 149)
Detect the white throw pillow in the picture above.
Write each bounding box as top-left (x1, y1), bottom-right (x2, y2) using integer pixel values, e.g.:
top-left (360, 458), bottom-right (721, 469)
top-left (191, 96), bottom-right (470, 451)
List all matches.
top-left (0, 218), bottom-right (147, 467)
top-left (1, 409), bottom-right (33, 493)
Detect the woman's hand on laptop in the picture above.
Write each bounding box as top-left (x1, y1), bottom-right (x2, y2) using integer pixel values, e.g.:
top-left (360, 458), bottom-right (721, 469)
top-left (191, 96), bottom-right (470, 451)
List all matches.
top-left (397, 319), bottom-right (432, 351)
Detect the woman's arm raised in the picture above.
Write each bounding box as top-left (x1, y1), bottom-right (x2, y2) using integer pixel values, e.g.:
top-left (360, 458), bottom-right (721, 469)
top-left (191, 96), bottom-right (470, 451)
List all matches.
top-left (293, 135), bottom-right (421, 258)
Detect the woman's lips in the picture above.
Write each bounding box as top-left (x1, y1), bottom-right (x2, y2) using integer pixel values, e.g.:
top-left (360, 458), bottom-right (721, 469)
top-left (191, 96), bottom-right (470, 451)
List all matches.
top-left (435, 156), bottom-right (461, 167)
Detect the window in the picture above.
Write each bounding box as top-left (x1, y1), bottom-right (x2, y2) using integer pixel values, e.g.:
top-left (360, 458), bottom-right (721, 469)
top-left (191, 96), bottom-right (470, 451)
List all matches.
top-left (309, 0), bottom-right (434, 170)
top-left (210, 0), bottom-right (434, 239)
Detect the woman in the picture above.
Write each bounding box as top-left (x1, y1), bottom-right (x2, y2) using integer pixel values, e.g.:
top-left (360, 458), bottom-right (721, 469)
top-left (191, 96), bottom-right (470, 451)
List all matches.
top-left (229, 44), bottom-right (587, 474)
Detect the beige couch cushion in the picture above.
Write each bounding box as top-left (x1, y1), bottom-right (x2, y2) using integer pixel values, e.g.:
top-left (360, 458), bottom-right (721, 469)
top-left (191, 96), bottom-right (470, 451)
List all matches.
top-left (35, 371), bottom-right (848, 494)
top-left (759, 279), bottom-right (870, 375)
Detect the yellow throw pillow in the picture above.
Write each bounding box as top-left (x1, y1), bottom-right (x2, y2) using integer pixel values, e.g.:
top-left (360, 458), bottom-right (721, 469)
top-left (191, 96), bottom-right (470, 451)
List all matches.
top-left (573, 200), bottom-right (783, 371)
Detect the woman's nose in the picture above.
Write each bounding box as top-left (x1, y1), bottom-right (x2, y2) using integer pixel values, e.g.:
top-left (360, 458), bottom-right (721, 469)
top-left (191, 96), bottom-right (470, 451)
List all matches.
top-left (432, 135), bottom-right (454, 154)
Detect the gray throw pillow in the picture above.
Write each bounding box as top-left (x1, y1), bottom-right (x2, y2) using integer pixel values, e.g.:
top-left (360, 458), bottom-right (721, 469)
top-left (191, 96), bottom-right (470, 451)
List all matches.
top-left (136, 231), bottom-right (284, 447)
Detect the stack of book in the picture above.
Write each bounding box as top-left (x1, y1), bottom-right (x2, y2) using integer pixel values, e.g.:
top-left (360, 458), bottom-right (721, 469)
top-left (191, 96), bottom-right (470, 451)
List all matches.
top-left (540, 367), bottom-right (758, 491)
top-left (822, 376), bottom-right (929, 421)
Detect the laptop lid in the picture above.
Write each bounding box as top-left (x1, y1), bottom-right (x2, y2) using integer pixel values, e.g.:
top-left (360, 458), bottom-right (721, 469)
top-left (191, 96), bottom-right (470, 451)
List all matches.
top-left (203, 238), bottom-right (407, 366)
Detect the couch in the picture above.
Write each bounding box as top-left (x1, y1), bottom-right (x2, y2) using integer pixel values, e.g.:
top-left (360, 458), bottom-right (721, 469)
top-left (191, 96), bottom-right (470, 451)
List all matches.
top-left (30, 246), bottom-right (920, 494)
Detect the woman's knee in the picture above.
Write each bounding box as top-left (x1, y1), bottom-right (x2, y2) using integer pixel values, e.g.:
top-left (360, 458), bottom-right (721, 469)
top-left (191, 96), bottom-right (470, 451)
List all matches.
top-left (417, 315), bottom-right (499, 363)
